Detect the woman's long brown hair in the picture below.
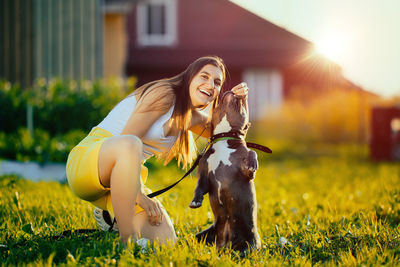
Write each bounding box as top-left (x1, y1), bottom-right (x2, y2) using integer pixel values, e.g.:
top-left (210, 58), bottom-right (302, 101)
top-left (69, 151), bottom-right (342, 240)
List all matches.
top-left (133, 56), bottom-right (227, 168)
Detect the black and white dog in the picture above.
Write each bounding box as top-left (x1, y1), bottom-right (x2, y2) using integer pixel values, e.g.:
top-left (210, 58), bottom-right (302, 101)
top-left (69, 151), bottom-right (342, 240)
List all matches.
top-left (190, 91), bottom-right (260, 254)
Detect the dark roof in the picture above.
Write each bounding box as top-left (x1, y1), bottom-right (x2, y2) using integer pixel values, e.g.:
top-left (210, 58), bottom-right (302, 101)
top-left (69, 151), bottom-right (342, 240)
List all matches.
top-left (126, 0), bottom-right (314, 70)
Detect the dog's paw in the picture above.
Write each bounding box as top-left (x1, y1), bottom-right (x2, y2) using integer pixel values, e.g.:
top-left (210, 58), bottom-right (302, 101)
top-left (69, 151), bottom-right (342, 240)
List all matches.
top-left (243, 150), bottom-right (258, 180)
top-left (189, 200), bottom-right (203, 209)
top-left (243, 165), bottom-right (257, 180)
top-left (189, 194), bottom-right (204, 208)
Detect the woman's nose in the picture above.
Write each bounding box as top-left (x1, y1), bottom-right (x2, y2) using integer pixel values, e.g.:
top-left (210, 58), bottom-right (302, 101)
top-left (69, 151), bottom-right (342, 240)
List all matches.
top-left (206, 79), bottom-right (215, 89)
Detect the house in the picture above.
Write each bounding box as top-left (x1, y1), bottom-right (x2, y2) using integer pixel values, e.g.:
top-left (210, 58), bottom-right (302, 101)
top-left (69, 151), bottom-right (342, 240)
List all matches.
top-left (0, 0), bottom-right (104, 87)
top-left (0, 0), bottom-right (141, 84)
top-left (1, 0), bottom-right (105, 134)
top-left (370, 107), bottom-right (400, 161)
top-left (123, 0), bottom-right (363, 119)
top-left (104, 0), bottom-right (137, 79)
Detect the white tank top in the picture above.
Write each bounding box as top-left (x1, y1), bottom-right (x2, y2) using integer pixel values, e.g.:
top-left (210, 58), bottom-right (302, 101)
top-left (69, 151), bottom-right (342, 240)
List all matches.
top-left (96, 95), bottom-right (177, 160)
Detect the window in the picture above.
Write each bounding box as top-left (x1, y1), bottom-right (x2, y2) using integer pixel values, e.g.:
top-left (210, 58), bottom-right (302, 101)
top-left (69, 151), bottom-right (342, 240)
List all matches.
top-left (391, 118), bottom-right (400, 133)
top-left (243, 69), bottom-right (283, 120)
top-left (392, 118), bottom-right (400, 160)
top-left (137, 0), bottom-right (177, 46)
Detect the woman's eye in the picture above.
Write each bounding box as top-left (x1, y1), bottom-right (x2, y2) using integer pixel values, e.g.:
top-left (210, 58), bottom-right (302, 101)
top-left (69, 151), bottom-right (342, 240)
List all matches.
top-left (201, 75), bottom-right (208, 80)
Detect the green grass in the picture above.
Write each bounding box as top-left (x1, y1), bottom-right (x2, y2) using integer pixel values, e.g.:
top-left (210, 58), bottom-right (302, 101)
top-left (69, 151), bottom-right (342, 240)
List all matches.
top-left (1, 141), bottom-right (400, 266)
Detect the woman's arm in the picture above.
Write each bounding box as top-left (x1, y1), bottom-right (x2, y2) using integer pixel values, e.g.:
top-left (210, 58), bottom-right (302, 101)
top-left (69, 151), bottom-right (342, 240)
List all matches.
top-left (189, 109), bottom-right (212, 138)
top-left (121, 109), bottom-right (168, 137)
top-left (121, 85), bottom-right (174, 137)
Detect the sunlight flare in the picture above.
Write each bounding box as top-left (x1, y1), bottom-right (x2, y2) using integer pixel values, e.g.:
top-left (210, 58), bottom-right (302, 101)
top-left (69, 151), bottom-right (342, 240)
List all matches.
top-left (315, 32), bottom-right (350, 63)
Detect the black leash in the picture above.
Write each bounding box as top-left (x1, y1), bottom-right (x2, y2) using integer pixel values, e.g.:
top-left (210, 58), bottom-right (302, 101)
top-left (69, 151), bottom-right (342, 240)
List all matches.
top-left (146, 155), bottom-right (203, 198)
top-left (57, 132), bottom-right (272, 236)
top-left (146, 131), bottom-right (272, 199)
top-left (58, 155), bottom-right (204, 235)
top-left (210, 132), bottom-right (273, 154)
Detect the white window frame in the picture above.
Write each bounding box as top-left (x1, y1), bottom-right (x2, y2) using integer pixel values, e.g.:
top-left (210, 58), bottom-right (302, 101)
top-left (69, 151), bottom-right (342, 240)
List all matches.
top-left (137, 0), bottom-right (177, 46)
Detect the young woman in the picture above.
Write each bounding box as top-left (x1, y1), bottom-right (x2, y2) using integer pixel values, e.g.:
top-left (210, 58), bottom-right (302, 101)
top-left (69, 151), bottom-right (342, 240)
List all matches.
top-left (66, 56), bottom-right (249, 244)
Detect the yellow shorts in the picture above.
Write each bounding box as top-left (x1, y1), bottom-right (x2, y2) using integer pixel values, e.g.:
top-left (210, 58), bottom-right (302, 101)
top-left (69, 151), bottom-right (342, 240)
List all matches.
top-left (66, 127), bottom-right (148, 218)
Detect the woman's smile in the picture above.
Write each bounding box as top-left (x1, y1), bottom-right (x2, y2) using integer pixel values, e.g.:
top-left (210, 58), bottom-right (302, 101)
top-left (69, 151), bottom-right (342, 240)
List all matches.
top-left (199, 88), bottom-right (212, 97)
top-left (196, 87), bottom-right (214, 103)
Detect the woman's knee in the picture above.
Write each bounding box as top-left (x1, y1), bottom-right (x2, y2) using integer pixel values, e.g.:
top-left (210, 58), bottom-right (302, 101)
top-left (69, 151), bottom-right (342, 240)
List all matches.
top-left (107, 135), bottom-right (143, 160)
top-left (98, 135), bottom-right (143, 187)
top-left (102, 135), bottom-right (142, 156)
top-left (113, 135), bottom-right (143, 158)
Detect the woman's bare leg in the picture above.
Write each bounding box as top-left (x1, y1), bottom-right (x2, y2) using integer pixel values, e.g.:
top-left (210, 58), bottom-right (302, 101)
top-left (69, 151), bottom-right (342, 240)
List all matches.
top-left (98, 135), bottom-right (143, 242)
top-left (133, 208), bottom-right (177, 244)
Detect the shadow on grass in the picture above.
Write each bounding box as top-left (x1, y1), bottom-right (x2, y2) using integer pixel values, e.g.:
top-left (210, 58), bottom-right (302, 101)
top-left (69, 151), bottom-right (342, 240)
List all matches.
top-left (1, 230), bottom-right (122, 265)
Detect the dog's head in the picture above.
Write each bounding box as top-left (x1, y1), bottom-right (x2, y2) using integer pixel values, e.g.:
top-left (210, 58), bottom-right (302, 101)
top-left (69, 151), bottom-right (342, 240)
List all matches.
top-left (212, 90), bottom-right (250, 135)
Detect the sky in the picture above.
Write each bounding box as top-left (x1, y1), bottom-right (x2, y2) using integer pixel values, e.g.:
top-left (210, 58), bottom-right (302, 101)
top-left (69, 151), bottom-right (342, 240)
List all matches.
top-left (230, 0), bottom-right (400, 98)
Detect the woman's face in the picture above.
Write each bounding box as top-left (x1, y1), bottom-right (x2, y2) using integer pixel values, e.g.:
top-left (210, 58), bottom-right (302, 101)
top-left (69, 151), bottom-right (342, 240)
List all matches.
top-left (189, 64), bottom-right (223, 109)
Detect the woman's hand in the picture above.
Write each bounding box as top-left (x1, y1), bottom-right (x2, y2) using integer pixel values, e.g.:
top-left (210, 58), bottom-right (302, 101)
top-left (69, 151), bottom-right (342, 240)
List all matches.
top-left (231, 82), bottom-right (249, 99)
top-left (136, 191), bottom-right (164, 226)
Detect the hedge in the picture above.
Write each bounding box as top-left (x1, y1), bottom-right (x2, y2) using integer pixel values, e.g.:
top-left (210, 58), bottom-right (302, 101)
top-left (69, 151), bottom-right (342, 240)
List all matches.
top-left (0, 78), bottom-right (134, 163)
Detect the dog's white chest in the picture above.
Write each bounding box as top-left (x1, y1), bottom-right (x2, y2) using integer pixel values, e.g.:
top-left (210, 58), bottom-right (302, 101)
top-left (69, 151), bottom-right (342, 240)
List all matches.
top-left (207, 140), bottom-right (235, 175)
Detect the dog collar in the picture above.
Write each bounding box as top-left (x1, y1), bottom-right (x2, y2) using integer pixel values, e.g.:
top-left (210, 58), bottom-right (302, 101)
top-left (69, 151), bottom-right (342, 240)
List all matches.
top-left (212, 136), bottom-right (240, 143)
top-left (210, 131), bottom-right (244, 142)
top-left (200, 131), bottom-right (245, 155)
top-left (204, 131), bottom-right (273, 155)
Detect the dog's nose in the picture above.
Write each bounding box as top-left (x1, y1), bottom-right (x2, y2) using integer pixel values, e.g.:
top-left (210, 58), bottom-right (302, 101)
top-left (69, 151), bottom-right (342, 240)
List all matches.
top-left (219, 90), bottom-right (235, 105)
top-left (222, 90), bottom-right (234, 99)
top-left (226, 91), bottom-right (235, 101)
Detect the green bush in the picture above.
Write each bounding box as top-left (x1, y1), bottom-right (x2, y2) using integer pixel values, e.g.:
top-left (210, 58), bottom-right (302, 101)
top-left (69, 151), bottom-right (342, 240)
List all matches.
top-left (1, 78), bottom-right (128, 135)
top-left (0, 78), bottom-right (132, 162)
top-left (0, 127), bottom-right (86, 163)
top-left (27, 78), bottom-right (128, 135)
top-left (0, 81), bottom-right (28, 134)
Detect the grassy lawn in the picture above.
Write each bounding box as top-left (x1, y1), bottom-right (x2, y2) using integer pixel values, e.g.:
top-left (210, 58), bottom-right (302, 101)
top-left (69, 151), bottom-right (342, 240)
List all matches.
top-left (1, 141), bottom-right (399, 266)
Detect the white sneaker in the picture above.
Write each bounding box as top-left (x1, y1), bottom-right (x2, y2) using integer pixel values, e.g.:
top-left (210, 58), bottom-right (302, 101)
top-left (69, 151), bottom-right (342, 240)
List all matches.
top-left (93, 207), bottom-right (119, 232)
top-left (136, 238), bottom-right (150, 253)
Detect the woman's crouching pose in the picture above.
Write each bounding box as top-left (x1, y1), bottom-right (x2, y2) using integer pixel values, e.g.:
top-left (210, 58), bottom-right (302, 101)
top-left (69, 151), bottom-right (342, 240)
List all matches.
top-left (66, 56), bottom-right (249, 243)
